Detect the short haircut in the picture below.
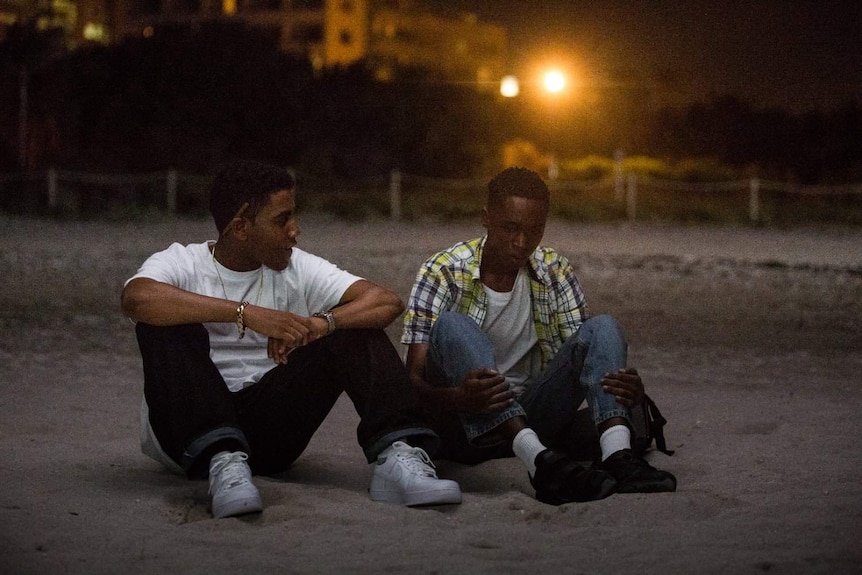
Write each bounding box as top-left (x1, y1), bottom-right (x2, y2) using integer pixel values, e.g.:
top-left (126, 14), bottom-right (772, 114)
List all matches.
top-left (487, 167), bottom-right (550, 209)
top-left (208, 160), bottom-right (296, 235)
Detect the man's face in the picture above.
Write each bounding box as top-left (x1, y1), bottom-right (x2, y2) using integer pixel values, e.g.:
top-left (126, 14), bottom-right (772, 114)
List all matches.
top-left (481, 195), bottom-right (548, 273)
top-left (245, 188), bottom-right (300, 271)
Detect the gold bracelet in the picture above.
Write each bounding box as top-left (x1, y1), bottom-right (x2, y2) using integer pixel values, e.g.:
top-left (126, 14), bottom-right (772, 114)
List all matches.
top-left (236, 300), bottom-right (250, 339)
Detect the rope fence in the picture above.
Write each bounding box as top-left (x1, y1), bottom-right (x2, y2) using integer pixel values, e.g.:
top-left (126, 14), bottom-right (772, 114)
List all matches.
top-left (1, 168), bottom-right (861, 224)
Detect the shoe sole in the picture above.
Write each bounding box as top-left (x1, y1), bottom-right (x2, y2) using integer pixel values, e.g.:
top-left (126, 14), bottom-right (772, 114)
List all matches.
top-left (370, 486), bottom-right (462, 507)
top-left (615, 478), bottom-right (677, 494)
top-left (212, 495), bottom-right (264, 519)
top-left (535, 476), bottom-right (618, 506)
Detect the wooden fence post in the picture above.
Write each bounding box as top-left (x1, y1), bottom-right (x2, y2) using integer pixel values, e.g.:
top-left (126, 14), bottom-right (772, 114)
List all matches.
top-left (614, 149), bottom-right (625, 202)
top-left (47, 167), bottom-right (58, 210)
top-left (749, 177), bottom-right (760, 223)
top-left (626, 174), bottom-right (637, 222)
top-left (389, 169), bottom-right (402, 221)
top-left (166, 169), bottom-right (178, 214)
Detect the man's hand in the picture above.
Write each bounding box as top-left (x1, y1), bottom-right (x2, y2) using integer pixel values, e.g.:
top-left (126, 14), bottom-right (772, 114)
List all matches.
top-left (601, 367), bottom-right (645, 408)
top-left (266, 314), bottom-right (333, 364)
top-left (239, 306), bottom-right (320, 364)
top-left (454, 368), bottom-right (514, 414)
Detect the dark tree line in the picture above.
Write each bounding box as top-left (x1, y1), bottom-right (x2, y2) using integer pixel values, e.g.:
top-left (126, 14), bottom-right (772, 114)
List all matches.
top-left (646, 95), bottom-right (862, 184)
top-left (1, 21), bottom-right (859, 184)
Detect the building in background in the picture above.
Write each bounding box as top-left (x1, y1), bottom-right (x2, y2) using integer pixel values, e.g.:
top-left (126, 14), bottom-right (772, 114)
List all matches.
top-left (1, 0), bottom-right (506, 88)
top-left (366, 1), bottom-right (505, 87)
top-left (0, 0), bottom-right (117, 46)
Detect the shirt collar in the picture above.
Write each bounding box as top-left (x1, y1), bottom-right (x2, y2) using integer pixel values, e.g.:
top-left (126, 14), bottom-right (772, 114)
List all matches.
top-left (474, 234), bottom-right (544, 284)
top-left (471, 236), bottom-right (487, 282)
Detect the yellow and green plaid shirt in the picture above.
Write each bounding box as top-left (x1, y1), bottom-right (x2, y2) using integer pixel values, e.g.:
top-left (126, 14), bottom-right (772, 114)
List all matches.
top-left (401, 236), bottom-right (589, 371)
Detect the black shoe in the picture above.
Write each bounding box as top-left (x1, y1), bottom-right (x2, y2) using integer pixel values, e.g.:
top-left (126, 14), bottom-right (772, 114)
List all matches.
top-left (601, 449), bottom-right (677, 493)
top-left (530, 449), bottom-right (617, 505)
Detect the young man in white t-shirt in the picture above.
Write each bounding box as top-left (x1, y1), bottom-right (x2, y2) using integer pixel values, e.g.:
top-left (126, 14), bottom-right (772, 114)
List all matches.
top-left (402, 167), bottom-right (676, 505)
top-left (122, 160), bottom-right (460, 518)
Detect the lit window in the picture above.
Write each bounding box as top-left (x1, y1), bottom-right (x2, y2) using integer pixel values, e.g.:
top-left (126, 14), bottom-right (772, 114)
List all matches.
top-left (374, 65), bottom-right (394, 82)
top-left (83, 22), bottom-right (107, 43)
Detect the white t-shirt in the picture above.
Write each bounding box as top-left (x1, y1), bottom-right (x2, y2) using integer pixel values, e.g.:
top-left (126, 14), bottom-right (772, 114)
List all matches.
top-left (482, 268), bottom-right (540, 397)
top-left (127, 241), bottom-right (361, 392)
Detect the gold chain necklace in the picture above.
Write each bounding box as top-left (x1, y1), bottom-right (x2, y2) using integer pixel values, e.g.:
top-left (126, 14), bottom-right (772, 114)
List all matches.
top-left (212, 244), bottom-right (264, 306)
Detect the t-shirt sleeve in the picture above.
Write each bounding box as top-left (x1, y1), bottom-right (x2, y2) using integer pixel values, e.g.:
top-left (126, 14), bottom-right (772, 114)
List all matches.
top-left (293, 250), bottom-right (363, 314)
top-left (124, 242), bottom-right (199, 291)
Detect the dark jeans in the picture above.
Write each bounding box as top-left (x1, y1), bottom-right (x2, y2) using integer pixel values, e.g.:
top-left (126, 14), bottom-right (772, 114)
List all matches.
top-left (136, 323), bottom-right (438, 478)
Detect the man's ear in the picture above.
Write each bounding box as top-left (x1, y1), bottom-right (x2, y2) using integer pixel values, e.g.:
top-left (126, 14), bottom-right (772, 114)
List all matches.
top-left (228, 216), bottom-right (251, 241)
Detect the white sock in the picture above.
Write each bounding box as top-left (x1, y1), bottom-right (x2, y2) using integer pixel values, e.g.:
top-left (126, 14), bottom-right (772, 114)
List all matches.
top-left (512, 428), bottom-right (547, 477)
top-left (600, 425), bottom-right (632, 461)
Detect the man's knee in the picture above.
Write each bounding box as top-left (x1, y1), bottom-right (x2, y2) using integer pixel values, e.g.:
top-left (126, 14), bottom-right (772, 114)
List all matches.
top-left (586, 314), bottom-right (621, 331)
top-left (436, 311), bottom-right (476, 331)
top-left (320, 328), bottom-right (402, 366)
top-left (582, 314), bottom-right (626, 341)
top-left (327, 327), bottom-right (386, 345)
top-left (135, 322), bottom-right (210, 356)
top-left (430, 311), bottom-right (482, 344)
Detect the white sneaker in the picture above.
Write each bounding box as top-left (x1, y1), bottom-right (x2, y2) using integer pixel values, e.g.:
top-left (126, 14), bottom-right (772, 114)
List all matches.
top-left (369, 441), bottom-right (462, 506)
top-left (208, 451), bottom-right (263, 519)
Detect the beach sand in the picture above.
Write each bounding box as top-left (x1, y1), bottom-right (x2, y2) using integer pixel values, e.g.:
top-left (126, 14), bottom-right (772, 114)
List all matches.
top-left (1, 215), bottom-right (860, 574)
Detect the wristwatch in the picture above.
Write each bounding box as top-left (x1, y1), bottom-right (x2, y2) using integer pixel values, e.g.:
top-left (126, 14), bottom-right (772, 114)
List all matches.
top-left (313, 310), bottom-right (336, 335)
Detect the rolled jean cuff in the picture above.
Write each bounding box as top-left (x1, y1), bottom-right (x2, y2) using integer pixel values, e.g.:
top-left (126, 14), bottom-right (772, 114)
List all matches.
top-left (596, 408), bottom-right (633, 428)
top-left (181, 426), bottom-right (249, 475)
top-left (364, 427), bottom-right (441, 463)
top-left (461, 402), bottom-right (526, 446)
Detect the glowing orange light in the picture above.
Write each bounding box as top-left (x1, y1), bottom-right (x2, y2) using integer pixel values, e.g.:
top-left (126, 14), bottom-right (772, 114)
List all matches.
top-left (500, 75), bottom-right (520, 98)
top-left (543, 70), bottom-right (566, 93)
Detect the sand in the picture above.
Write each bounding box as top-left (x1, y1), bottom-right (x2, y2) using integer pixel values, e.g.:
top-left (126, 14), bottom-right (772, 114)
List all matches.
top-left (1, 214), bottom-right (860, 574)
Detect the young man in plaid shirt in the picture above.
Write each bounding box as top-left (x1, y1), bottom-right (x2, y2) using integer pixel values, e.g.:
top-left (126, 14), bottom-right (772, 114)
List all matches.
top-left (402, 167), bottom-right (676, 505)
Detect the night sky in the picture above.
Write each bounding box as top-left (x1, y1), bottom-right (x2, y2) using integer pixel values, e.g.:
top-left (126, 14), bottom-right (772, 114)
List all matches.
top-left (425, 0), bottom-right (861, 113)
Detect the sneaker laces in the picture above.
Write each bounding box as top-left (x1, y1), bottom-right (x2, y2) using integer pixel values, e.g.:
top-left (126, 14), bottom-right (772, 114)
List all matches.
top-left (393, 443), bottom-right (438, 478)
top-left (209, 452), bottom-right (251, 495)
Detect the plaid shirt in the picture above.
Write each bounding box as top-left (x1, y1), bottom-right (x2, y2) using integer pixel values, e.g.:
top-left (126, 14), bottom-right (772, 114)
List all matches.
top-left (401, 236), bottom-right (589, 371)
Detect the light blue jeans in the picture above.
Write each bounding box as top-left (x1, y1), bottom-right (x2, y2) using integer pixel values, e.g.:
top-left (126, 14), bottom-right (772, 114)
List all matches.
top-left (425, 312), bottom-right (632, 461)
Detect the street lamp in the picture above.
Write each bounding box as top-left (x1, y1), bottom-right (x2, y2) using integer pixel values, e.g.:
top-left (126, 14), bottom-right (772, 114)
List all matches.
top-left (499, 67), bottom-right (571, 179)
top-left (543, 69), bottom-right (566, 94)
top-left (541, 68), bottom-right (567, 179)
top-left (500, 75), bottom-right (520, 98)
top-left (499, 69), bottom-right (568, 98)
